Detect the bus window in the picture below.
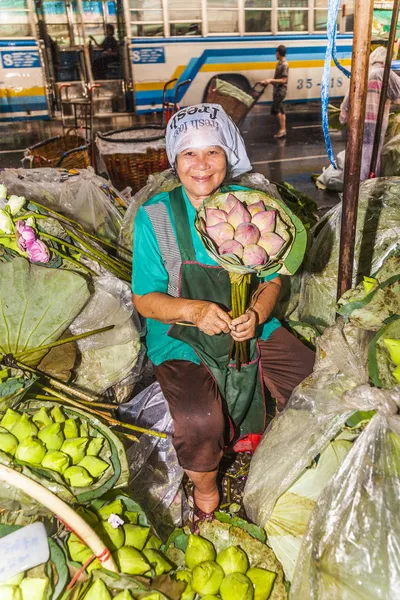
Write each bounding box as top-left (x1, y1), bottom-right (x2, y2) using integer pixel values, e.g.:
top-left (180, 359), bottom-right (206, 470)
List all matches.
top-left (344, 0), bottom-right (354, 33)
top-left (207, 0), bottom-right (239, 34)
top-left (277, 0), bottom-right (308, 32)
top-left (129, 0), bottom-right (164, 36)
top-left (42, 0), bottom-right (72, 47)
top-left (314, 0), bottom-right (328, 31)
top-left (169, 0), bottom-right (202, 36)
top-left (0, 0), bottom-right (32, 38)
top-left (244, 0), bottom-right (272, 34)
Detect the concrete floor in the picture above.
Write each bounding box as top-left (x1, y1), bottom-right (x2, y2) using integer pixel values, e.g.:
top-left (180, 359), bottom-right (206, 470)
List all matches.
top-left (0, 102), bottom-right (344, 210)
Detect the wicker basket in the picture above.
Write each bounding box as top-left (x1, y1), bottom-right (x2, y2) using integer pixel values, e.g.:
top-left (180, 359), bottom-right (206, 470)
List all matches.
top-left (97, 125), bottom-right (168, 193)
top-left (206, 78), bottom-right (256, 125)
top-left (24, 133), bottom-right (90, 169)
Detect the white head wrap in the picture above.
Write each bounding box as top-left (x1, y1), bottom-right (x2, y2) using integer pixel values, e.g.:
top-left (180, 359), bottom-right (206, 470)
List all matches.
top-left (165, 103), bottom-right (252, 178)
top-left (369, 46), bottom-right (387, 67)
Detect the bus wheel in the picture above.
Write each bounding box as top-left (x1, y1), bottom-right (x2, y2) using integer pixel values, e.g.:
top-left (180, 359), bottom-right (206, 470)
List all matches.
top-left (202, 74), bottom-right (251, 102)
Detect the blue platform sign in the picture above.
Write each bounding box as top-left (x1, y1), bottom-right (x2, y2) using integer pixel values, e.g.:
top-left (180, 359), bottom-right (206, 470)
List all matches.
top-left (0, 51), bottom-right (41, 69)
top-left (132, 47), bottom-right (165, 64)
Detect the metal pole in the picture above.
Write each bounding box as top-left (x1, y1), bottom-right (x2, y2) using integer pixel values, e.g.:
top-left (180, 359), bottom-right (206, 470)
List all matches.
top-left (337, 0), bottom-right (375, 300)
top-left (369, 0), bottom-right (400, 178)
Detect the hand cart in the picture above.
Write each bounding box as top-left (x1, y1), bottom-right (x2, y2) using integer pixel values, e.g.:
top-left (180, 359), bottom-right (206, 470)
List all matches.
top-left (161, 78), bottom-right (192, 126)
top-left (206, 78), bottom-right (267, 125)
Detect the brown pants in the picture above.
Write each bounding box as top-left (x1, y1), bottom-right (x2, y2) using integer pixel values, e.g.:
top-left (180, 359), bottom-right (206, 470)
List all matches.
top-left (154, 327), bottom-right (315, 472)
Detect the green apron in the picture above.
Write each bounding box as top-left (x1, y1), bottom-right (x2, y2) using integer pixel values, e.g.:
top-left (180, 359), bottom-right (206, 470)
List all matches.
top-left (168, 186), bottom-right (266, 436)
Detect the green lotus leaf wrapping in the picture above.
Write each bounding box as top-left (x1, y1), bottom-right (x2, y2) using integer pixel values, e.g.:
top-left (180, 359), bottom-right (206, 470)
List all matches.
top-left (113, 546), bottom-right (151, 575)
top-left (10, 414), bottom-right (38, 443)
top-left (123, 524), bottom-right (150, 550)
top-left (185, 534), bottom-right (216, 570)
top-left (38, 423), bottom-right (64, 451)
top-left (15, 436), bottom-right (46, 465)
top-left (41, 450), bottom-right (70, 474)
top-left (220, 572), bottom-right (254, 600)
top-left (0, 432), bottom-right (18, 456)
top-left (191, 561), bottom-right (224, 596)
top-left (32, 407), bottom-right (53, 430)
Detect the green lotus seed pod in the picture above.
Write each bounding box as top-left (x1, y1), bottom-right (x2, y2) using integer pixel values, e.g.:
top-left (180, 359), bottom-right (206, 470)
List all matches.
top-left (123, 524), bottom-right (150, 550)
top-left (50, 406), bottom-right (65, 423)
top-left (0, 431), bottom-right (18, 456)
top-left (38, 423), bottom-right (64, 451)
top-left (67, 533), bottom-right (90, 562)
top-left (175, 570), bottom-right (195, 600)
top-left (41, 450), bottom-right (70, 474)
top-left (60, 437), bottom-right (88, 464)
top-left (80, 421), bottom-right (89, 437)
top-left (95, 520), bottom-right (125, 551)
top-left (246, 567), bottom-right (276, 600)
top-left (32, 408), bottom-right (53, 429)
top-left (144, 535), bottom-right (162, 550)
top-left (142, 549), bottom-right (173, 576)
top-left (15, 436), bottom-right (46, 465)
top-left (220, 573), bottom-right (254, 600)
top-left (0, 585), bottom-right (22, 600)
top-left (76, 506), bottom-right (99, 529)
top-left (191, 561), bottom-right (224, 596)
top-left (63, 465), bottom-right (93, 487)
top-left (113, 592), bottom-right (133, 600)
top-left (113, 546), bottom-right (151, 575)
top-left (10, 414), bottom-right (38, 442)
top-left (63, 418), bottom-right (79, 439)
top-left (96, 499), bottom-right (124, 520)
top-left (20, 577), bottom-right (49, 600)
top-left (216, 545), bottom-right (249, 575)
top-left (86, 437), bottom-right (104, 457)
top-left (123, 511), bottom-right (138, 524)
top-left (0, 409), bottom-right (21, 431)
top-left (81, 579), bottom-right (111, 600)
top-left (78, 456), bottom-right (109, 478)
top-left (185, 534), bottom-right (216, 570)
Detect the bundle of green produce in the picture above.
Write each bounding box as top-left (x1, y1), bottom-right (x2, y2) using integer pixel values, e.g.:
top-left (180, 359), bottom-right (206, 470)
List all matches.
top-left (0, 184), bottom-right (131, 281)
top-left (196, 190), bottom-right (306, 364)
top-left (386, 110), bottom-right (400, 140)
top-left (295, 178), bottom-right (400, 331)
top-left (337, 250), bottom-right (400, 330)
top-left (165, 520), bottom-right (287, 600)
top-left (272, 182), bottom-right (318, 231)
top-left (65, 496), bottom-right (164, 577)
top-left (0, 523), bottom-right (69, 600)
top-left (369, 317), bottom-right (400, 388)
top-left (0, 401), bottom-right (129, 506)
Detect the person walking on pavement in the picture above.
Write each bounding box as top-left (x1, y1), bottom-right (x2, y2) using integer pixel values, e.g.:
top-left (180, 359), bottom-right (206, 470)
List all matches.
top-left (262, 45), bottom-right (289, 139)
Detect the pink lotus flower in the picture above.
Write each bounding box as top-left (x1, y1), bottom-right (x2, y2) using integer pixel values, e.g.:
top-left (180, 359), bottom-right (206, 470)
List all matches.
top-left (251, 210), bottom-right (276, 233)
top-left (242, 244), bottom-right (268, 266)
top-left (206, 222), bottom-right (234, 247)
top-left (16, 220), bottom-right (36, 251)
top-left (223, 193), bottom-right (239, 213)
top-left (258, 232), bottom-right (285, 257)
top-left (218, 239), bottom-right (244, 259)
top-left (234, 223), bottom-right (260, 246)
top-left (205, 208), bottom-right (228, 227)
top-left (26, 239), bottom-right (50, 263)
top-left (227, 201), bottom-right (251, 228)
top-left (248, 201), bottom-right (266, 217)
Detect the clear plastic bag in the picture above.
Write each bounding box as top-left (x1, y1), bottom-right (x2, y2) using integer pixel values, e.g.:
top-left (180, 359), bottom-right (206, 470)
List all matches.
top-left (317, 150), bottom-right (345, 191)
top-left (297, 177), bottom-right (400, 330)
top-left (118, 382), bottom-right (186, 539)
top-left (0, 167), bottom-right (124, 242)
top-left (291, 384), bottom-right (400, 600)
top-left (243, 320), bottom-right (370, 527)
top-left (69, 276), bottom-right (143, 398)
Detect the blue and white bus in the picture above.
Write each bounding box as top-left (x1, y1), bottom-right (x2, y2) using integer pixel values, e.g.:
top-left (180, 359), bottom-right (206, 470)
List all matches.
top-left (0, 0), bottom-right (358, 121)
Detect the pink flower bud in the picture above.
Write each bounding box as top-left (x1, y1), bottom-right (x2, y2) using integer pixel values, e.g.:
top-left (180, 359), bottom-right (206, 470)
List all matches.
top-left (251, 210), bottom-right (276, 233)
top-left (234, 223), bottom-right (260, 246)
top-left (258, 232), bottom-right (285, 257)
top-left (218, 239), bottom-right (244, 259)
top-left (223, 193), bottom-right (239, 213)
top-left (242, 244), bottom-right (268, 266)
top-left (16, 220), bottom-right (36, 251)
top-left (248, 201), bottom-right (266, 217)
top-left (227, 201), bottom-right (251, 228)
top-left (26, 239), bottom-right (50, 263)
top-left (205, 208), bottom-right (228, 227)
top-left (206, 222), bottom-right (234, 247)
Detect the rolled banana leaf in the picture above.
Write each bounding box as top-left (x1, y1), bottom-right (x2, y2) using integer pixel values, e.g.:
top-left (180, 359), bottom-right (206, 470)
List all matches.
top-left (0, 523), bottom-right (69, 600)
top-left (368, 316), bottom-right (400, 389)
top-left (0, 400), bottom-right (129, 509)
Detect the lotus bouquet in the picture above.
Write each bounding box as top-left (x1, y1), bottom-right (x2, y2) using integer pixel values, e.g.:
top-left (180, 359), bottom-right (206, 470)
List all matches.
top-left (196, 190), bottom-right (306, 365)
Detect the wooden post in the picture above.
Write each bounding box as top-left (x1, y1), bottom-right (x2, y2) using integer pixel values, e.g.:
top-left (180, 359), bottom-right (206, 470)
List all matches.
top-left (337, 0), bottom-right (375, 300)
top-left (369, 0), bottom-right (400, 178)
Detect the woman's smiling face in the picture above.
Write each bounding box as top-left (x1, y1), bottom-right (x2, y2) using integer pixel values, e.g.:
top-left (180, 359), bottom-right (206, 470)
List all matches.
top-left (176, 145), bottom-right (227, 207)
